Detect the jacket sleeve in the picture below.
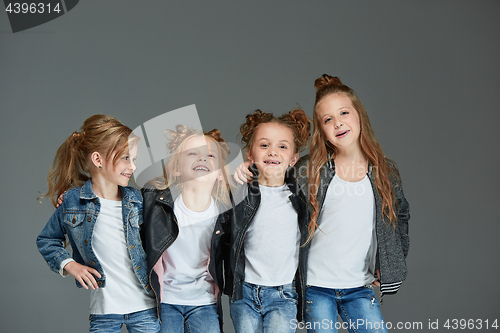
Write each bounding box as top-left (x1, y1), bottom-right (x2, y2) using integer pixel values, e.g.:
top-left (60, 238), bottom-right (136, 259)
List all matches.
top-left (395, 179), bottom-right (410, 259)
top-left (388, 159), bottom-right (410, 259)
top-left (36, 204), bottom-right (72, 274)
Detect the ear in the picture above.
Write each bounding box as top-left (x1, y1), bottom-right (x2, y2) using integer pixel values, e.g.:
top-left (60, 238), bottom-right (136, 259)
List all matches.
top-left (91, 152), bottom-right (103, 169)
top-left (289, 153), bottom-right (299, 167)
top-left (246, 150), bottom-right (254, 164)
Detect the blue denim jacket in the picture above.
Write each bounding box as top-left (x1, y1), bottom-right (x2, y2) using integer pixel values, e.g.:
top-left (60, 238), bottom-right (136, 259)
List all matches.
top-left (36, 179), bottom-right (151, 291)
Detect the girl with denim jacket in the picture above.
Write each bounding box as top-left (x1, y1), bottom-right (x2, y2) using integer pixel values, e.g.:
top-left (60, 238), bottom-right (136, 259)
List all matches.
top-left (226, 109), bottom-right (310, 333)
top-left (297, 75), bottom-right (410, 333)
top-left (141, 125), bottom-right (232, 333)
top-left (36, 114), bottom-right (159, 333)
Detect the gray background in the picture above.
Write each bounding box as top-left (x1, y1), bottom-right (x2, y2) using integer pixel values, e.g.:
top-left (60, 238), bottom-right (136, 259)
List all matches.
top-left (1, 1), bottom-right (499, 332)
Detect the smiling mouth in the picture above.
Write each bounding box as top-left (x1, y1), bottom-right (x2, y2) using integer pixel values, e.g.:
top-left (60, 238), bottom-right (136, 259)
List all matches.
top-left (336, 130), bottom-right (349, 138)
top-left (121, 173), bottom-right (131, 178)
top-left (193, 166), bottom-right (210, 172)
top-left (264, 160), bottom-right (281, 165)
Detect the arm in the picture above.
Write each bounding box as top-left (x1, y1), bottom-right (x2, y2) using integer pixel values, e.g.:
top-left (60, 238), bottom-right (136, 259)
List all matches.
top-left (36, 202), bottom-right (101, 289)
top-left (36, 206), bottom-right (72, 273)
top-left (395, 179), bottom-right (410, 259)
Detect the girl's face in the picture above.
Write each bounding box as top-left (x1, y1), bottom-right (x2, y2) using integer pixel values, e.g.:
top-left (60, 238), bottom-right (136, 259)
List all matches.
top-left (316, 93), bottom-right (361, 152)
top-left (177, 135), bottom-right (221, 185)
top-left (247, 122), bottom-right (298, 183)
top-left (101, 143), bottom-right (138, 187)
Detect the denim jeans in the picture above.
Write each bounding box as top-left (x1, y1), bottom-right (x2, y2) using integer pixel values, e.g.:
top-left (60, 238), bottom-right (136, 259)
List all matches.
top-left (160, 303), bottom-right (220, 333)
top-left (230, 282), bottom-right (298, 333)
top-left (305, 286), bottom-right (388, 333)
top-left (89, 308), bottom-right (159, 333)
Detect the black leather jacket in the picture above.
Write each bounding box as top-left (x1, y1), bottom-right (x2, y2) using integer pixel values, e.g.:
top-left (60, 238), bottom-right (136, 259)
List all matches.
top-left (141, 186), bottom-right (230, 331)
top-left (223, 165), bottom-right (309, 322)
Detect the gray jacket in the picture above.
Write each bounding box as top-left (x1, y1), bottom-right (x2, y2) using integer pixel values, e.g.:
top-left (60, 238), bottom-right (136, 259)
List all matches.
top-left (295, 155), bottom-right (409, 308)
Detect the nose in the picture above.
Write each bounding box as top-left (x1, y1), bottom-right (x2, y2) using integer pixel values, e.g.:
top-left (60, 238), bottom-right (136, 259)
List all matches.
top-left (334, 121), bottom-right (343, 129)
top-left (268, 149), bottom-right (277, 156)
top-left (130, 159), bottom-right (137, 173)
top-left (197, 156), bottom-right (207, 162)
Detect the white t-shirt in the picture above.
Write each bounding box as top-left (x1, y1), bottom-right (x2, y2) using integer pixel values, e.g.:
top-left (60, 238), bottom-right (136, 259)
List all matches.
top-left (90, 198), bottom-right (155, 314)
top-left (307, 175), bottom-right (377, 289)
top-left (161, 195), bottom-right (218, 306)
top-left (244, 184), bottom-right (300, 286)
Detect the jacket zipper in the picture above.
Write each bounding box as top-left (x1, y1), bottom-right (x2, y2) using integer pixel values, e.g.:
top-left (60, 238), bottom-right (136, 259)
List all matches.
top-left (232, 202), bottom-right (259, 298)
top-left (150, 204), bottom-right (179, 323)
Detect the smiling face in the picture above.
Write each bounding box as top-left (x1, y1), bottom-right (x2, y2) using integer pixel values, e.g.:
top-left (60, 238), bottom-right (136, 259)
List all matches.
top-left (101, 142), bottom-right (138, 187)
top-left (177, 135), bottom-right (221, 185)
top-left (247, 122), bottom-right (298, 186)
top-left (316, 93), bottom-right (361, 152)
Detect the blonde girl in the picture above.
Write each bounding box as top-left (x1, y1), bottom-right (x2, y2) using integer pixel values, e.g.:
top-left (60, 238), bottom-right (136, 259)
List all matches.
top-left (226, 109), bottom-right (310, 333)
top-left (36, 114), bottom-right (159, 332)
top-left (141, 125), bottom-right (231, 333)
top-left (300, 75), bottom-right (410, 333)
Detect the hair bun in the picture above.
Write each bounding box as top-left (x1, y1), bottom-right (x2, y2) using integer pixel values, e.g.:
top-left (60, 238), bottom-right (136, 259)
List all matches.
top-left (165, 124), bottom-right (193, 153)
top-left (314, 74), bottom-right (343, 91)
top-left (205, 128), bottom-right (230, 158)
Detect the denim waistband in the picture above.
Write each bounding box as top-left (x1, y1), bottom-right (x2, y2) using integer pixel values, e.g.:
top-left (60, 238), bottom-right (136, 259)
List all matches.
top-left (243, 280), bottom-right (295, 290)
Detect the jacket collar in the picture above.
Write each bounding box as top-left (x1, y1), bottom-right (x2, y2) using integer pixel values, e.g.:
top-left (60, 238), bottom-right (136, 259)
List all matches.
top-left (154, 185), bottom-right (232, 214)
top-left (154, 187), bottom-right (175, 208)
top-left (325, 153), bottom-right (374, 176)
top-left (79, 178), bottom-right (142, 203)
top-left (80, 179), bottom-right (97, 200)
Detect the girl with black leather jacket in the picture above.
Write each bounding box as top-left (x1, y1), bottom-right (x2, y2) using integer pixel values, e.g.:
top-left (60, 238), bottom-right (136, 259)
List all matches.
top-left (141, 125), bottom-right (232, 333)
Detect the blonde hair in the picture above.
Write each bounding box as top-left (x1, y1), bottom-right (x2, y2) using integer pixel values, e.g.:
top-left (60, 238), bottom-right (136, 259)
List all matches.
top-left (307, 74), bottom-right (400, 242)
top-left (154, 125), bottom-right (231, 207)
top-left (43, 114), bottom-right (134, 207)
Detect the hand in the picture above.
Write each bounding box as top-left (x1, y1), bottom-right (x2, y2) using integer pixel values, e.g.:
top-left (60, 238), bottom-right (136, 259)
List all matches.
top-left (371, 269), bottom-right (381, 287)
top-left (64, 261), bottom-right (102, 290)
top-left (56, 191), bottom-right (66, 208)
top-left (233, 161), bottom-right (253, 185)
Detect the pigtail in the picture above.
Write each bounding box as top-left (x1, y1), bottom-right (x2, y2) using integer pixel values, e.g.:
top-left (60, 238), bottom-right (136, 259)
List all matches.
top-left (279, 108), bottom-right (311, 152)
top-left (239, 110), bottom-right (275, 150)
top-left (44, 132), bottom-right (88, 207)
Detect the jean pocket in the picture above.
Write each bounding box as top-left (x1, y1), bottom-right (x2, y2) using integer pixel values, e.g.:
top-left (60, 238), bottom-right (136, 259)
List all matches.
top-left (278, 286), bottom-right (298, 303)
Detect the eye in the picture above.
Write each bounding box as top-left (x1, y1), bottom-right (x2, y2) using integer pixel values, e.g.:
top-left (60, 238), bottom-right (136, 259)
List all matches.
top-left (279, 144), bottom-right (288, 149)
top-left (208, 154), bottom-right (215, 158)
top-left (324, 117), bottom-right (332, 124)
top-left (340, 111), bottom-right (349, 116)
top-left (187, 152), bottom-right (196, 156)
top-left (260, 144), bottom-right (269, 148)
top-left (123, 156), bottom-right (129, 160)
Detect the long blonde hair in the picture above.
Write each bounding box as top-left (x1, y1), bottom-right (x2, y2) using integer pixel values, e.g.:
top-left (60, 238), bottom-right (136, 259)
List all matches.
top-left (155, 125), bottom-right (231, 207)
top-left (43, 114), bottom-right (134, 207)
top-left (307, 75), bottom-right (400, 242)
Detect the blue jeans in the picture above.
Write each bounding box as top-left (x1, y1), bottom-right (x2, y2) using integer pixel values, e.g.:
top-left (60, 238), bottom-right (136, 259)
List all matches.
top-left (160, 303), bottom-right (220, 333)
top-left (230, 282), bottom-right (298, 333)
top-left (305, 286), bottom-right (388, 333)
top-left (89, 308), bottom-right (159, 333)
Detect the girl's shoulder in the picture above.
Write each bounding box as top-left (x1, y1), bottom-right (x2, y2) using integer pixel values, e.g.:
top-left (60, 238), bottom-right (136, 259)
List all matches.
top-left (382, 157), bottom-right (403, 186)
top-left (121, 185), bottom-right (143, 202)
